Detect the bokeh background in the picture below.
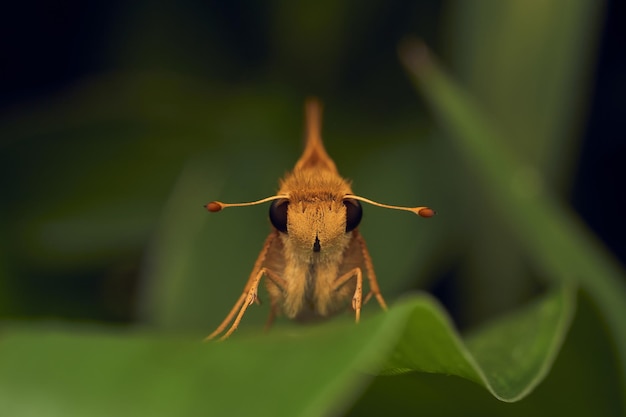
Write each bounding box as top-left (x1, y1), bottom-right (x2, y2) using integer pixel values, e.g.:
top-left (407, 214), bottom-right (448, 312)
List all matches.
top-left (0, 0), bottom-right (626, 416)
top-left (1, 0), bottom-right (623, 331)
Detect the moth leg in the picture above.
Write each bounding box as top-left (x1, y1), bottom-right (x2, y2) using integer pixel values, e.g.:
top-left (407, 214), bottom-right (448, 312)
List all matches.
top-left (332, 267), bottom-right (363, 323)
top-left (205, 291), bottom-right (248, 341)
top-left (355, 231), bottom-right (388, 311)
top-left (218, 267), bottom-right (285, 340)
top-left (205, 233), bottom-right (278, 341)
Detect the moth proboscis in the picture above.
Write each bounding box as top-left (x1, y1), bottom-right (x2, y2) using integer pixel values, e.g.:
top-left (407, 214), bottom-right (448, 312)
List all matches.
top-left (204, 98), bottom-right (435, 340)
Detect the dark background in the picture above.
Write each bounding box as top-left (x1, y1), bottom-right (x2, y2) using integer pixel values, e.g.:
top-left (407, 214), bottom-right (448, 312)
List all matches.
top-left (0, 0), bottom-right (624, 326)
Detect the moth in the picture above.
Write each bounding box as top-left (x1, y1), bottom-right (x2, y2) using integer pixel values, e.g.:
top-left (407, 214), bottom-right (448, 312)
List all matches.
top-left (205, 98), bottom-right (434, 340)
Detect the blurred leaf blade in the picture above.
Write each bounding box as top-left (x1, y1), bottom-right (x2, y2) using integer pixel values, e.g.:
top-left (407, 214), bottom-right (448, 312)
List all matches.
top-left (0, 299), bottom-right (413, 417)
top-left (1, 287), bottom-right (577, 416)
top-left (138, 156), bottom-right (221, 328)
top-left (446, 1), bottom-right (603, 181)
top-left (400, 39), bottom-right (626, 404)
top-left (439, 0), bottom-right (605, 326)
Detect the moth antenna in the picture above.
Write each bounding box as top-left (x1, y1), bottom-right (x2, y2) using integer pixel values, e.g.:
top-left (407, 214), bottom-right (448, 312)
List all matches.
top-left (205, 195), bottom-right (288, 212)
top-left (347, 195), bottom-right (436, 218)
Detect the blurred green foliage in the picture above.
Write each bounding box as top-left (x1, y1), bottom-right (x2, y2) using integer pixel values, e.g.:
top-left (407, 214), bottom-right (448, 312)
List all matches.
top-left (0, 1), bottom-right (623, 416)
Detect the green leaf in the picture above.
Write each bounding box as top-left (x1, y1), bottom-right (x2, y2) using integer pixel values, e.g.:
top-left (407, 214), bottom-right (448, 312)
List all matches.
top-left (436, 0), bottom-right (604, 326)
top-left (0, 302), bottom-right (411, 417)
top-left (383, 286), bottom-right (575, 402)
top-left (349, 292), bottom-right (622, 417)
top-left (399, 39), bottom-right (626, 407)
top-left (446, 1), bottom-right (602, 180)
top-left (0, 286), bottom-right (574, 416)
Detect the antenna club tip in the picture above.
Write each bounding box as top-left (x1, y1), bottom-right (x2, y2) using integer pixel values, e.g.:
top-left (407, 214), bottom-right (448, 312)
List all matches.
top-left (418, 207), bottom-right (436, 218)
top-left (206, 201), bottom-right (223, 212)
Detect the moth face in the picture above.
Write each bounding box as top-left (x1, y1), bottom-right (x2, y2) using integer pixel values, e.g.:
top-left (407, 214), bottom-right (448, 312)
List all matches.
top-left (269, 197), bottom-right (362, 254)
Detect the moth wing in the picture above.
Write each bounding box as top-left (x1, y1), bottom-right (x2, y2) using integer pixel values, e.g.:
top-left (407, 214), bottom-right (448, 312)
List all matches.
top-left (260, 230), bottom-right (286, 307)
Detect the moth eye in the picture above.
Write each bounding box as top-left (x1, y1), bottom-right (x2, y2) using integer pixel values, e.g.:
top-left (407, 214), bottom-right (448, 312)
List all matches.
top-left (343, 198), bottom-right (363, 232)
top-left (269, 199), bottom-right (289, 233)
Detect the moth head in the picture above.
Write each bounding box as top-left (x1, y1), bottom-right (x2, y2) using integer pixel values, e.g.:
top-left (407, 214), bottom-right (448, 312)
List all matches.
top-left (267, 197), bottom-right (363, 254)
top-left (268, 198), bottom-right (362, 234)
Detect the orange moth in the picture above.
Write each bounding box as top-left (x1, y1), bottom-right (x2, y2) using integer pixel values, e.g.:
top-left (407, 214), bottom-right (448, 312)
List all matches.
top-left (205, 98), bottom-right (434, 340)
